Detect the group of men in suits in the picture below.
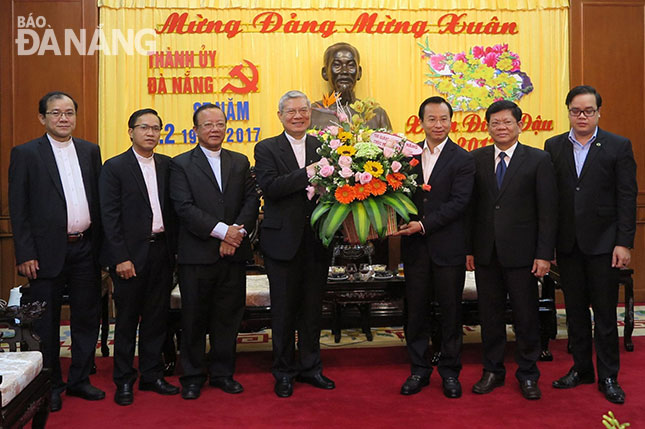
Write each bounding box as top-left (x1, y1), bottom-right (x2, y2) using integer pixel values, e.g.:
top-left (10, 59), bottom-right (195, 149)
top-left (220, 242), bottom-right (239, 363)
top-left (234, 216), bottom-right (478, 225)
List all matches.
top-left (8, 85), bottom-right (635, 411)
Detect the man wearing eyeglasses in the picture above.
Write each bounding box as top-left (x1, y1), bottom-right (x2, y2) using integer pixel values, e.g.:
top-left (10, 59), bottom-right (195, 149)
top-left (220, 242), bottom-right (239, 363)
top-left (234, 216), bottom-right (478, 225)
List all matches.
top-left (9, 91), bottom-right (104, 411)
top-left (254, 91), bottom-right (334, 398)
top-left (545, 86), bottom-right (637, 404)
top-left (99, 108), bottom-right (180, 405)
top-left (169, 103), bottom-right (259, 400)
top-left (466, 100), bottom-right (557, 400)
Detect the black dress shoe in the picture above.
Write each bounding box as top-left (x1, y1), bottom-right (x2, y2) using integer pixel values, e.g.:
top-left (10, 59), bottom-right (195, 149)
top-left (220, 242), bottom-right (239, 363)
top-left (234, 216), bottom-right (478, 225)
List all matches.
top-left (296, 373), bottom-right (335, 390)
top-left (210, 377), bottom-right (244, 394)
top-left (400, 375), bottom-right (429, 395)
top-left (552, 368), bottom-right (595, 389)
top-left (472, 371), bottom-right (505, 394)
top-left (50, 391), bottom-right (62, 412)
top-left (114, 383), bottom-right (134, 406)
top-left (520, 380), bottom-right (542, 400)
top-left (274, 377), bottom-right (293, 398)
top-left (181, 384), bottom-right (201, 400)
top-left (66, 383), bottom-right (106, 400)
top-left (442, 377), bottom-right (462, 398)
top-left (140, 378), bottom-right (180, 395)
top-left (598, 378), bottom-right (625, 404)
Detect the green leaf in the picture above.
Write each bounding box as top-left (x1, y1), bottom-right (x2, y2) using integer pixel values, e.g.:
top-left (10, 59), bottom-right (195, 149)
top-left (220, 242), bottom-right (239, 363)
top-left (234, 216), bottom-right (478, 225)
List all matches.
top-left (364, 197), bottom-right (387, 238)
top-left (321, 203), bottom-right (351, 246)
top-left (351, 201), bottom-right (371, 244)
top-left (311, 202), bottom-right (332, 227)
top-left (392, 192), bottom-right (418, 216)
top-left (381, 194), bottom-right (412, 223)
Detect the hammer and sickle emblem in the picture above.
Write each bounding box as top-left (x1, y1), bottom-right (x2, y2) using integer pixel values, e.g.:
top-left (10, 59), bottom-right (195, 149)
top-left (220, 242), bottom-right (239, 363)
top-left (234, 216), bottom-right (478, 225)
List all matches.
top-left (221, 60), bottom-right (259, 94)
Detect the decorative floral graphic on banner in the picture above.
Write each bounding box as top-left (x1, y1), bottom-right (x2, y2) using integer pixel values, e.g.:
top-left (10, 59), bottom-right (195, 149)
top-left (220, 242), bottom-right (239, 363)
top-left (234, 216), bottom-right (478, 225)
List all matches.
top-left (420, 39), bottom-right (533, 112)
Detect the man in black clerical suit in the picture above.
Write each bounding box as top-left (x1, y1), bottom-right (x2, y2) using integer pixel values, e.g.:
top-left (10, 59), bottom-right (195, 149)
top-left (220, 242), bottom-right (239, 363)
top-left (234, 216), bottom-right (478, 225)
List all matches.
top-left (546, 86), bottom-right (637, 404)
top-left (394, 96), bottom-right (474, 398)
top-left (254, 90), bottom-right (334, 398)
top-left (466, 100), bottom-right (557, 400)
top-left (100, 108), bottom-right (180, 405)
top-left (170, 103), bottom-right (259, 400)
top-left (9, 91), bottom-right (105, 411)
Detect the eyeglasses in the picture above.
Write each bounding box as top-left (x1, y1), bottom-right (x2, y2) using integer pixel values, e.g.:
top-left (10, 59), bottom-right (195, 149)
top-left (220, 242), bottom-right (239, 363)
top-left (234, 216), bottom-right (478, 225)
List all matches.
top-left (283, 108), bottom-right (310, 117)
top-left (45, 110), bottom-right (76, 119)
top-left (489, 120), bottom-right (517, 129)
top-left (132, 124), bottom-right (161, 133)
top-left (198, 122), bottom-right (226, 131)
top-left (568, 108), bottom-right (598, 117)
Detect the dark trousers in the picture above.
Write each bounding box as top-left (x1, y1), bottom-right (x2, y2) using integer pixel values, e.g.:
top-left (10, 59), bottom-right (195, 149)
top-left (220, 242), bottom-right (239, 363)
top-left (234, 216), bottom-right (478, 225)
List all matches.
top-left (112, 240), bottom-right (173, 385)
top-left (557, 245), bottom-right (619, 380)
top-left (404, 254), bottom-right (464, 379)
top-left (475, 254), bottom-right (540, 382)
top-left (178, 260), bottom-right (246, 387)
top-left (24, 238), bottom-right (101, 391)
top-left (264, 228), bottom-right (328, 380)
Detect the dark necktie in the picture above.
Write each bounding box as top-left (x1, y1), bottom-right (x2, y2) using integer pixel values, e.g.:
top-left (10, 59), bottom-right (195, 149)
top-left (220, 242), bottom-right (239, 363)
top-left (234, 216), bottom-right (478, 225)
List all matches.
top-left (496, 152), bottom-right (507, 189)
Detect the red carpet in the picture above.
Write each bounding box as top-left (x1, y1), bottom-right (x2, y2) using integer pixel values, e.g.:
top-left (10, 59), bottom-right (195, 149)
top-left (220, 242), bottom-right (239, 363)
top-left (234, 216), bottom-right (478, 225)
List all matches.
top-left (47, 338), bottom-right (644, 428)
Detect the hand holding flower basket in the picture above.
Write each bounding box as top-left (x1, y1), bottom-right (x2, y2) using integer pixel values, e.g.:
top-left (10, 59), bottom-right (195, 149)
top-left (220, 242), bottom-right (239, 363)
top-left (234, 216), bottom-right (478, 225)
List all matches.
top-left (307, 96), bottom-right (421, 246)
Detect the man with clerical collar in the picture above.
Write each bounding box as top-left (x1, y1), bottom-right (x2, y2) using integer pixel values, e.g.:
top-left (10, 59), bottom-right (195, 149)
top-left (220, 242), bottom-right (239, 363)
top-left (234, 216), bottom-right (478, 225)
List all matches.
top-left (254, 90), bottom-right (334, 398)
top-left (466, 100), bottom-right (558, 400)
top-left (546, 86), bottom-right (637, 404)
top-left (170, 103), bottom-right (259, 400)
top-left (310, 42), bottom-right (392, 130)
top-left (9, 91), bottom-right (105, 411)
top-left (99, 108), bottom-right (180, 405)
top-left (394, 96), bottom-right (474, 398)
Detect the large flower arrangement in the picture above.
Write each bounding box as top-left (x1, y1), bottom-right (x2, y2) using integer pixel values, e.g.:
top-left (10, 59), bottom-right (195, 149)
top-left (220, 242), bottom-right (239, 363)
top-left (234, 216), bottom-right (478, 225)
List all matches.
top-left (307, 96), bottom-right (420, 247)
top-left (419, 39), bottom-right (533, 111)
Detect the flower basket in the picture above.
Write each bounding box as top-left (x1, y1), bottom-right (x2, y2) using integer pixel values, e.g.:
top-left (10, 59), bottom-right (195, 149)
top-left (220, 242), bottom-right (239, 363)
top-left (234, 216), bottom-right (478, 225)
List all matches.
top-left (341, 206), bottom-right (397, 244)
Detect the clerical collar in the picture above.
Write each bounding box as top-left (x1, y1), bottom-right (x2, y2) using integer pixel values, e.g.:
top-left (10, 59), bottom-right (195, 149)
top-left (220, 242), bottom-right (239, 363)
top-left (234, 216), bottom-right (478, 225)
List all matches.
top-left (285, 132), bottom-right (306, 145)
top-left (46, 133), bottom-right (73, 148)
top-left (133, 148), bottom-right (154, 163)
top-left (200, 145), bottom-right (222, 158)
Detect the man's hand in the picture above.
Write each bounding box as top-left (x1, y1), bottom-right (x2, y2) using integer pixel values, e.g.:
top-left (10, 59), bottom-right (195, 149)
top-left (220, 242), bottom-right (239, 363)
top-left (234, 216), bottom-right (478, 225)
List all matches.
top-left (224, 225), bottom-right (245, 247)
top-left (220, 241), bottom-right (237, 257)
top-left (306, 162), bottom-right (317, 178)
top-left (17, 259), bottom-right (39, 280)
top-left (393, 221), bottom-right (423, 236)
top-left (466, 255), bottom-right (475, 271)
top-left (531, 259), bottom-right (550, 278)
top-left (116, 261), bottom-right (136, 280)
top-left (612, 245), bottom-right (631, 268)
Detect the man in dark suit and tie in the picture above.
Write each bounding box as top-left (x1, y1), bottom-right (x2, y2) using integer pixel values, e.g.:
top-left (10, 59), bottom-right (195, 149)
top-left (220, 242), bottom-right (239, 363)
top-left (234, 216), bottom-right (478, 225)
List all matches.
top-left (394, 96), bottom-right (474, 398)
top-left (99, 108), bottom-right (180, 405)
top-left (9, 91), bottom-right (105, 411)
top-left (545, 86), bottom-right (637, 404)
top-left (170, 103), bottom-right (259, 400)
top-left (254, 90), bottom-right (334, 398)
top-left (466, 100), bottom-right (557, 400)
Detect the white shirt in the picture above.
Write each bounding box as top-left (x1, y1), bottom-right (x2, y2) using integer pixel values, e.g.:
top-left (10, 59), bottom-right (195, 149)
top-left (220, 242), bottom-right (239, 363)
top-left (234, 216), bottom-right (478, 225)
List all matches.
top-left (133, 150), bottom-right (164, 234)
top-left (422, 138), bottom-right (447, 184)
top-left (494, 142), bottom-right (518, 172)
top-left (285, 132), bottom-right (306, 169)
top-left (47, 134), bottom-right (91, 234)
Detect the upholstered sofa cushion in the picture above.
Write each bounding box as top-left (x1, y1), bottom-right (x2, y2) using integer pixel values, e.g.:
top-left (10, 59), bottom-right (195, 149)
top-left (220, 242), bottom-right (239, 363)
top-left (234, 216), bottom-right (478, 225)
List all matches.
top-left (0, 351), bottom-right (43, 407)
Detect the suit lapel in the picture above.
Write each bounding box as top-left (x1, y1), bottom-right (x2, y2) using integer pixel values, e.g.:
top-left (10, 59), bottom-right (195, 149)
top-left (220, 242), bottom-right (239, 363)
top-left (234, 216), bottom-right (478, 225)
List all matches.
top-left (279, 133), bottom-right (301, 172)
top-left (220, 149), bottom-right (232, 193)
top-left (192, 146), bottom-right (222, 193)
top-left (428, 139), bottom-right (454, 184)
top-left (38, 135), bottom-right (65, 199)
top-left (305, 135), bottom-right (321, 164)
top-left (127, 148), bottom-right (151, 208)
top-left (73, 138), bottom-right (95, 207)
top-left (577, 130), bottom-right (603, 182)
top-left (497, 142), bottom-right (526, 200)
top-left (482, 146), bottom-right (498, 200)
top-left (561, 134), bottom-right (578, 179)
top-left (154, 154), bottom-right (166, 210)
top-left (412, 141), bottom-right (424, 183)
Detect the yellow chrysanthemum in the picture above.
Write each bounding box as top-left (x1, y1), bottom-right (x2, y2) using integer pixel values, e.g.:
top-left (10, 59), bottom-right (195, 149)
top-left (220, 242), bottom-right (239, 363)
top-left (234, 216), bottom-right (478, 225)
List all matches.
top-left (337, 145), bottom-right (356, 156)
top-left (363, 161), bottom-right (384, 178)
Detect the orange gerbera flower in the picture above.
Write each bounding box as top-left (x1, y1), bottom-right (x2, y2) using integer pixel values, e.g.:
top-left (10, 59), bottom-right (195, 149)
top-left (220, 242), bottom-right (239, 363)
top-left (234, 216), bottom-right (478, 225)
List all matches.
top-left (392, 172), bottom-right (406, 181)
top-left (335, 184), bottom-right (356, 204)
top-left (354, 182), bottom-right (372, 201)
top-left (370, 179), bottom-right (387, 196)
top-left (409, 158), bottom-right (420, 167)
top-left (386, 174), bottom-right (402, 190)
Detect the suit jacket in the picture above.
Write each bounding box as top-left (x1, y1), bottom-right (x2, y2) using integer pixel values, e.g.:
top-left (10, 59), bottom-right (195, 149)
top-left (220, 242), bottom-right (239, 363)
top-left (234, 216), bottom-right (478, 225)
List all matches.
top-left (544, 128), bottom-right (637, 255)
top-left (99, 148), bottom-right (176, 271)
top-left (402, 139), bottom-right (475, 266)
top-left (8, 134), bottom-right (102, 278)
top-left (253, 132), bottom-right (322, 261)
top-left (170, 145), bottom-right (259, 264)
top-left (468, 142), bottom-right (557, 267)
